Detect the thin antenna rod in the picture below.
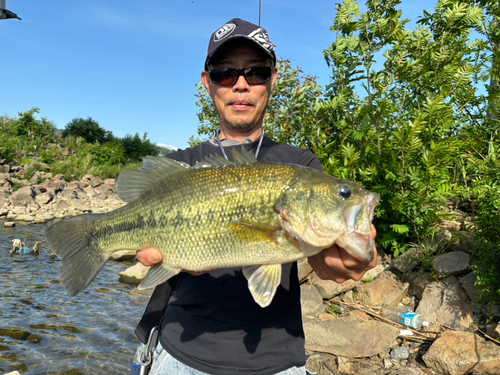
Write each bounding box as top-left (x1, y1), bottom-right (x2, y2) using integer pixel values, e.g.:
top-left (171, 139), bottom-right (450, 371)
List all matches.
top-left (258, 0), bottom-right (262, 26)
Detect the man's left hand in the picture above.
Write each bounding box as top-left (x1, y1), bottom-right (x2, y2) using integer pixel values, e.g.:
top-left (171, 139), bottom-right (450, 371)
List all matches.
top-left (307, 225), bottom-right (378, 283)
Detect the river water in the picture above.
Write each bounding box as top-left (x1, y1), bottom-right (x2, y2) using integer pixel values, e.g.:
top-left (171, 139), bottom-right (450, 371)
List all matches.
top-left (0, 222), bottom-right (153, 375)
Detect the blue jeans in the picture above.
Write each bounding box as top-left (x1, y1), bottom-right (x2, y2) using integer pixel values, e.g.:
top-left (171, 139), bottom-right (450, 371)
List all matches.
top-left (138, 342), bottom-right (316, 375)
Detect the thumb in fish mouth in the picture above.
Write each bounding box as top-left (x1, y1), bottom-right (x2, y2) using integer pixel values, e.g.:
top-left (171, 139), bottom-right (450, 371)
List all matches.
top-left (307, 226), bottom-right (377, 282)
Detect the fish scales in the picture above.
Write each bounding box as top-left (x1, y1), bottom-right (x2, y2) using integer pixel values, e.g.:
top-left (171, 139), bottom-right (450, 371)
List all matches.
top-left (45, 150), bottom-right (379, 306)
top-left (91, 163), bottom-right (302, 270)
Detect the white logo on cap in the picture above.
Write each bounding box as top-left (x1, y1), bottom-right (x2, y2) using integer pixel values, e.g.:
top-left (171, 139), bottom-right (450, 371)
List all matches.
top-left (214, 23), bottom-right (236, 42)
top-left (248, 28), bottom-right (273, 51)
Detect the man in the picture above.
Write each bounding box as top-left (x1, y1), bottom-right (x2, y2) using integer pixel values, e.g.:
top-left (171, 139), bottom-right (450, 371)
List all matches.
top-left (133, 18), bottom-right (377, 375)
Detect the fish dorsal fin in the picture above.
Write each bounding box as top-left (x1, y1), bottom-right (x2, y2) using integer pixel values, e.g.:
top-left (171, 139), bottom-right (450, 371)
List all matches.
top-left (194, 154), bottom-right (233, 169)
top-left (230, 148), bottom-right (257, 164)
top-left (194, 148), bottom-right (258, 169)
top-left (117, 156), bottom-right (190, 203)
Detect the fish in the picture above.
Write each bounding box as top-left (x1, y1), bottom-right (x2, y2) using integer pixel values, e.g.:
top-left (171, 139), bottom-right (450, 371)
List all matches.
top-left (45, 149), bottom-right (379, 307)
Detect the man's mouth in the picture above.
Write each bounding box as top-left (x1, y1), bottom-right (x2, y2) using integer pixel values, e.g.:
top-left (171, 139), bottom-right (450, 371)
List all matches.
top-left (230, 100), bottom-right (253, 110)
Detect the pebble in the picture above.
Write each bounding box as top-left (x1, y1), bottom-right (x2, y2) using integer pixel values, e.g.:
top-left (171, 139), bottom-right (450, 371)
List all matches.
top-left (391, 346), bottom-right (410, 360)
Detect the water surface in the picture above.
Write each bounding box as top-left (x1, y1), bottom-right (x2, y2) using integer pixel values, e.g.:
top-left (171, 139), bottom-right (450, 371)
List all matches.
top-left (0, 222), bottom-right (152, 374)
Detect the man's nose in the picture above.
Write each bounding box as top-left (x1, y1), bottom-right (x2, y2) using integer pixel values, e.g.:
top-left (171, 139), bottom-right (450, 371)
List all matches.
top-left (232, 74), bottom-right (250, 91)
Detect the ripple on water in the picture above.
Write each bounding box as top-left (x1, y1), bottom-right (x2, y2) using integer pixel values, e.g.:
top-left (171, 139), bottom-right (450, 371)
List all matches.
top-left (0, 222), bottom-right (152, 375)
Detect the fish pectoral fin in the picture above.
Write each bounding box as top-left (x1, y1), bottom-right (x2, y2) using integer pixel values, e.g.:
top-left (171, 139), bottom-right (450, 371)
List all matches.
top-left (242, 264), bottom-right (282, 308)
top-left (231, 220), bottom-right (281, 243)
top-left (138, 263), bottom-right (181, 290)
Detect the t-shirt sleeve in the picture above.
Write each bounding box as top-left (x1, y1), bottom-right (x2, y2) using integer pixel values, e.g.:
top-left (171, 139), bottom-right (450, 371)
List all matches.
top-left (298, 150), bottom-right (323, 172)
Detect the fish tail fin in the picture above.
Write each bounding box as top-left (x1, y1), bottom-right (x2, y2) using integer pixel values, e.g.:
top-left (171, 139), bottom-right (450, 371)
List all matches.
top-left (45, 214), bottom-right (108, 296)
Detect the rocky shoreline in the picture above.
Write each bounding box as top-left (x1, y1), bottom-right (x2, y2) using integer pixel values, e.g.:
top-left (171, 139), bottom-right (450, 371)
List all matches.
top-left (2, 160), bottom-right (500, 375)
top-left (0, 160), bottom-right (125, 224)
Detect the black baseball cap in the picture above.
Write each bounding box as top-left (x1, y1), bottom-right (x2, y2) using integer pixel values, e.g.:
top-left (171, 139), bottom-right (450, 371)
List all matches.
top-left (205, 18), bottom-right (276, 70)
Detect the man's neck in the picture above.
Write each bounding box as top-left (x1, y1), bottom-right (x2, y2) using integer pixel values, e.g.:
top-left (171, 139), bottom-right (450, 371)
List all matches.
top-left (218, 126), bottom-right (264, 143)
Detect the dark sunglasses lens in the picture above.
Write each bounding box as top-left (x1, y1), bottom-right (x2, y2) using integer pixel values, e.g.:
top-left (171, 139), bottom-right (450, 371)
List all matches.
top-left (210, 67), bottom-right (272, 85)
top-left (210, 69), bottom-right (238, 85)
top-left (245, 67), bottom-right (272, 84)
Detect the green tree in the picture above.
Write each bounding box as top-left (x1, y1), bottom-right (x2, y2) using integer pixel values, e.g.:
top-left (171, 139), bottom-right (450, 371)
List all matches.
top-left (15, 107), bottom-right (57, 140)
top-left (313, 0), bottom-right (490, 253)
top-left (119, 133), bottom-right (160, 162)
top-left (63, 117), bottom-right (114, 144)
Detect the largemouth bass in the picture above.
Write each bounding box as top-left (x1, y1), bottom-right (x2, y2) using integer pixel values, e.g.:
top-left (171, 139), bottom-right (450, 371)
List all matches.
top-left (45, 150), bottom-right (379, 307)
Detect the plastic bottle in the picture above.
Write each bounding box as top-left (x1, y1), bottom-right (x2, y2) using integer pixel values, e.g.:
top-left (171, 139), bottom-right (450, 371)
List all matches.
top-left (380, 306), bottom-right (423, 329)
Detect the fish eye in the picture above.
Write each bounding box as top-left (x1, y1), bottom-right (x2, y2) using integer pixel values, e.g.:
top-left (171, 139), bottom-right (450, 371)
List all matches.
top-left (339, 186), bottom-right (352, 199)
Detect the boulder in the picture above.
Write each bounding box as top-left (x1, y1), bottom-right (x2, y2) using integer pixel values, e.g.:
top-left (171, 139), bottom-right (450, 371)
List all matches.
top-left (9, 186), bottom-right (35, 206)
top-left (300, 284), bottom-right (324, 318)
top-left (433, 251), bottom-right (471, 278)
top-left (304, 316), bottom-right (400, 357)
top-left (119, 263), bottom-right (150, 285)
top-left (356, 271), bottom-right (409, 307)
top-left (416, 276), bottom-right (473, 330)
top-left (423, 331), bottom-right (500, 375)
top-left (298, 258), bottom-right (313, 282)
top-left (312, 275), bottom-right (357, 299)
top-left (459, 272), bottom-right (479, 304)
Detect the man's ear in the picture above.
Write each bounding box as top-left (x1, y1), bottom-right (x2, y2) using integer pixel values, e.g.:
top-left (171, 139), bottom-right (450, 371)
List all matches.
top-left (201, 71), bottom-right (212, 96)
top-left (271, 66), bottom-right (278, 92)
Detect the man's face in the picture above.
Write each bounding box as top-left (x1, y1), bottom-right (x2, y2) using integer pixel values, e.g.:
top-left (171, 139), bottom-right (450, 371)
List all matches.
top-left (201, 41), bottom-right (278, 134)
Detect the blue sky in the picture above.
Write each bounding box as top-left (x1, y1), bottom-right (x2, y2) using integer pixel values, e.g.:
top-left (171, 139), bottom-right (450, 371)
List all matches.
top-left (1, 0), bottom-right (437, 149)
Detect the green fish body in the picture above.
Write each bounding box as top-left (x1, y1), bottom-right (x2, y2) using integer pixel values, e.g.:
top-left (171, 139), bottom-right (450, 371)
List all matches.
top-left (46, 150), bottom-right (379, 307)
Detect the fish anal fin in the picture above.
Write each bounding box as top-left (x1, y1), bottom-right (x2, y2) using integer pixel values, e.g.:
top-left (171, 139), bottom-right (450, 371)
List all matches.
top-left (138, 263), bottom-right (181, 290)
top-left (242, 264), bottom-right (282, 308)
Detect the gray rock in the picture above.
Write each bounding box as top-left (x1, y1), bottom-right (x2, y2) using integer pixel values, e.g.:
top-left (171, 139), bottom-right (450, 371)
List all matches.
top-left (110, 250), bottom-right (137, 262)
top-left (300, 284), bottom-right (324, 318)
top-left (119, 263), bottom-right (150, 285)
top-left (9, 186), bottom-right (35, 206)
top-left (361, 262), bottom-right (391, 282)
top-left (433, 251), bottom-right (470, 278)
top-left (423, 331), bottom-right (500, 375)
top-left (486, 323), bottom-right (500, 339)
top-left (416, 276), bottom-right (473, 330)
top-left (34, 212), bottom-right (56, 223)
top-left (0, 172), bottom-right (11, 184)
top-left (390, 347), bottom-right (410, 360)
top-left (459, 271), bottom-right (479, 304)
top-left (404, 271), bottom-right (434, 300)
top-left (312, 275), bottom-right (357, 299)
top-left (297, 258), bottom-right (313, 282)
top-left (356, 271), bottom-right (409, 307)
top-left (392, 248), bottom-right (422, 273)
top-left (54, 200), bottom-right (71, 210)
top-left (35, 192), bottom-right (54, 205)
top-left (15, 214), bottom-right (35, 222)
top-left (304, 317), bottom-right (399, 357)
top-left (4, 221), bottom-right (15, 227)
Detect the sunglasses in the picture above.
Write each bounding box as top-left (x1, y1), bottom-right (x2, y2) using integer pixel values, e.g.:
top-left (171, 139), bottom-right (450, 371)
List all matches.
top-left (208, 66), bottom-right (273, 86)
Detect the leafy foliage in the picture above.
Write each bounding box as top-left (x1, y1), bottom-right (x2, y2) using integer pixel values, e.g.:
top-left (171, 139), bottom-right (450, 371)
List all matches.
top-left (120, 133), bottom-right (160, 162)
top-left (63, 117), bottom-right (114, 144)
top-left (192, 0), bottom-right (500, 303)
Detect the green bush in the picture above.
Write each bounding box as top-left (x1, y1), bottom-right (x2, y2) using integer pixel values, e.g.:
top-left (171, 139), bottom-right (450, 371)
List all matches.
top-left (63, 117), bottom-right (114, 144)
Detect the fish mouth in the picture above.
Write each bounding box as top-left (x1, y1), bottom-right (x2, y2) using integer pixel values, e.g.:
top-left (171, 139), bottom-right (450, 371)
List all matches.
top-left (277, 192), bottom-right (379, 263)
top-left (336, 192), bottom-right (380, 263)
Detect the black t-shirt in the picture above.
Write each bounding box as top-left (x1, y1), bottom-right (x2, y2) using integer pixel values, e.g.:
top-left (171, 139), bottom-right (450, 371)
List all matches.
top-left (146, 137), bottom-right (322, 374)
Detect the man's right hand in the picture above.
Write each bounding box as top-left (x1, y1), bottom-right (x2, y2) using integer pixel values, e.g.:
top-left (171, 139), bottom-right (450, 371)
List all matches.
top-left (136, 248), bottom-right (207, 276)
top-left (136, 248), bottom-right (163, 267)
